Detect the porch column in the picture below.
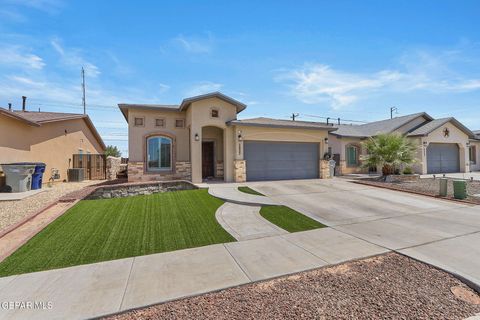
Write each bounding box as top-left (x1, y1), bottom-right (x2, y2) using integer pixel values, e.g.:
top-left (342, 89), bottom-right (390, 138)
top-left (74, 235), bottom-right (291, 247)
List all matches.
top-left (190, 125), bottom-right (202, 183)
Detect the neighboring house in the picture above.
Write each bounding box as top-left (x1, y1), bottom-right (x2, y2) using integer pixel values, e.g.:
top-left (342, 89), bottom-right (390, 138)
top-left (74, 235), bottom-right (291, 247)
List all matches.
top-left (0, 107), bottom-right (106, 183)
top-left (119, 92), bottom-right (335, 183)
top-left (329, 112), bottom-right (478, 175)
top-left (471, 130), bottom-right (480, 172)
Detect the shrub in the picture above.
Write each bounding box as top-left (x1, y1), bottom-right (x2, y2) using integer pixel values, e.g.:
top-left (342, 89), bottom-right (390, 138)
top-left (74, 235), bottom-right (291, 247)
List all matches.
top-left (403, 167), bottom-right (413, 175)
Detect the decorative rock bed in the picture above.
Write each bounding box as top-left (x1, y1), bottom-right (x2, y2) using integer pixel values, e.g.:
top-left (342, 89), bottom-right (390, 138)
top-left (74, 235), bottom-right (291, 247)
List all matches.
top-left (86, 181), bottom-right (197, 200)
top-left (384, 174), bottom-right (420, 183)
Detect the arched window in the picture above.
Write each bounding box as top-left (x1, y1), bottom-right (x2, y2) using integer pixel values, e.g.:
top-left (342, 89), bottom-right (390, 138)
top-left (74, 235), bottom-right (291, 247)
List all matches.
top-left (346, 145), bottom-right (359, 167)
top-left (147, 136), bottom-right (172, 171)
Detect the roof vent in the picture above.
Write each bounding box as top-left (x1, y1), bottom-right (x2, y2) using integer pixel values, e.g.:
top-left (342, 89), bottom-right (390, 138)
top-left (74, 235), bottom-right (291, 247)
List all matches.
top-left (22, 96), bottom-right (26, 112)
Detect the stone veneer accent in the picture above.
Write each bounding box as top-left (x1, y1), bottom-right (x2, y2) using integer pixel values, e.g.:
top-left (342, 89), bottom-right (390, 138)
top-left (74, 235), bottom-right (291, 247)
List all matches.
top-left (319, 160), bottom-right (331, 179)
top-left (86, 181), bottom-right (197, 199)
top-left (106, 156), bottom-right (121, 180)
top-left (234, 160), bottom-right (246, 182)
top-left (216, 160), bottom-right (224, 178)
top-left (128, 161), bottom-right (192, 182)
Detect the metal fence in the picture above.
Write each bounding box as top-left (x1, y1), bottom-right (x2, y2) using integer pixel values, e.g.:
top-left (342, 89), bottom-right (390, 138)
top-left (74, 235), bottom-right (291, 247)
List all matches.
top-left (72, 154), bottom-right (106, 180)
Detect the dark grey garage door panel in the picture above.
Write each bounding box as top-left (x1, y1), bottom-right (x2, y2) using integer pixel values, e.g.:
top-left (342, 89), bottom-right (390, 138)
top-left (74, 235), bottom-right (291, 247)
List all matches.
top-left (427, 143), bottom-right (460, 174)
top-left (244, 141), bottom-right (319, 181)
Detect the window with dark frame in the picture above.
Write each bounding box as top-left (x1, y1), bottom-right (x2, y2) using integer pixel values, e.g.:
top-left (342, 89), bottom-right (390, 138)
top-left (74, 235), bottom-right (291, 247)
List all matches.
top-left (155, 118), bottom-right (165, 127)
top-left (134, 117), bottom-right (144, 126)
top-left (147, 136), bottom-right (172, 171)
top-left (175, 119), bottom-right (185, 128)
top-left (211, 109), bottom-right (219, 118)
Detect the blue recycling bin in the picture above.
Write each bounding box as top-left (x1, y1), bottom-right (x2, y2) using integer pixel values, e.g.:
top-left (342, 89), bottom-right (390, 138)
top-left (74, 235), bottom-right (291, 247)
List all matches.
top-left (31, 163), bottom-right (46, 189)
top-left (11, 162), bottom-right (46, 190)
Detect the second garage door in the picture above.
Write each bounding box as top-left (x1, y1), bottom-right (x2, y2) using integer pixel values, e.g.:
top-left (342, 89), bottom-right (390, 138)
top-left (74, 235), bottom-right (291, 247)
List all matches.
top-left (426, 143), bottom-right (460, 174)
top-left (244, 141), bottom-right (319, 181)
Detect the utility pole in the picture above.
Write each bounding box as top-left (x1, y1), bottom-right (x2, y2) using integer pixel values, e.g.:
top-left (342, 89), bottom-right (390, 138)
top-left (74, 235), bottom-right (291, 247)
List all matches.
top-left (81, 67), bottom-right (86, 114)
top-left (390, 106), bottom-right (398, 119)
top-left (291, 113), bottom-right (299, 121)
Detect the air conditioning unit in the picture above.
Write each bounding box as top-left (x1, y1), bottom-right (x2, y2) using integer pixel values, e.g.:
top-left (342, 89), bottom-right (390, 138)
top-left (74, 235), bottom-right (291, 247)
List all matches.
top-left (68, 168), bottom-right (85, 182)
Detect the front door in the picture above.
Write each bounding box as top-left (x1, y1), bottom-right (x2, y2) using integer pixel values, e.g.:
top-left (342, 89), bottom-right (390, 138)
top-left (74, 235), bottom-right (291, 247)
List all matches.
top-left (202, 141), bottom-right (215, 179)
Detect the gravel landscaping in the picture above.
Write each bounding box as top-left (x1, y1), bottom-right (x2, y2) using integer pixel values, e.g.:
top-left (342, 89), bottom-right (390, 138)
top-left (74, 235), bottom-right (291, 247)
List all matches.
top-left (0, 180), bottom-right (100, 232)
top-left (356, 177), bottom-right (480, 204)
top-left (107, 253), bottom-right (480, 320)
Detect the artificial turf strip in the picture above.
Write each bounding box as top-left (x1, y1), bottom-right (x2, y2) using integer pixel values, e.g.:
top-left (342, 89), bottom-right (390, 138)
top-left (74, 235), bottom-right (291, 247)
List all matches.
top-left (0, 189), bottom-right (235, 277)
top-left (260, 206), bottom-right (326, 233)
top-left (237, 186), bottom-right (265, 196)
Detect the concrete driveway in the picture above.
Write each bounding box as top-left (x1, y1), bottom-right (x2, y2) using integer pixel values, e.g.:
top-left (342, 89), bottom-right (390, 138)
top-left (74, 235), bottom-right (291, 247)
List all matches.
top-left (249, 178), bottom-right (480, 289)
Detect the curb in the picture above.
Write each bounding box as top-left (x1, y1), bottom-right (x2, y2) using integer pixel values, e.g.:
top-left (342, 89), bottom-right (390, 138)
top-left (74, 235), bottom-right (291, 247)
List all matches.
top-left (352, 180), bottom-right (479, 205)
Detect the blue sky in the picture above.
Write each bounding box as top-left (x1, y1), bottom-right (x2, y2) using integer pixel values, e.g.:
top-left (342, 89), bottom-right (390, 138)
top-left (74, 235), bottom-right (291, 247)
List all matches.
top-left (1, 0), bottom-right (479, 156)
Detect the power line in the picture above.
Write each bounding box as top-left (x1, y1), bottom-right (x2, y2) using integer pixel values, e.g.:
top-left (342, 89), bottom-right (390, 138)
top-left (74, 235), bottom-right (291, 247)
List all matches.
top-left (301, 113), bottom-right (368, 124)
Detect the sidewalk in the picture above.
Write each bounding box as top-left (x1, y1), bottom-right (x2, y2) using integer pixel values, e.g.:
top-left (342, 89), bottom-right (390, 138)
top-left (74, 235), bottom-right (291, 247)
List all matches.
top-left (0, 228), bottom-right (387, 320)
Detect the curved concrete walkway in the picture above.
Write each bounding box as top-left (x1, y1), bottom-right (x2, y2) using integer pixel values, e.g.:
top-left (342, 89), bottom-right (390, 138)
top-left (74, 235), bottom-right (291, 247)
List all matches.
top-left (215, 203), bottom-right (287, 241)
top-left (208, 185), bottom-right (278, 206)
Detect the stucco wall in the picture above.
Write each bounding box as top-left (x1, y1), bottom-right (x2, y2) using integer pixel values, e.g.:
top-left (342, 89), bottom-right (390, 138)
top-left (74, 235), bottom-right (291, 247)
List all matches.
top-left (419, 122), bottom-right (470, 174)
top-left (127, 109), bottom-right (189, 163)
top-left (0, 116), bottom-right (104, 182)
top-left (328, 134), bottom-right (367, 174)
top-left (187, 97), bottom-right (238, 183)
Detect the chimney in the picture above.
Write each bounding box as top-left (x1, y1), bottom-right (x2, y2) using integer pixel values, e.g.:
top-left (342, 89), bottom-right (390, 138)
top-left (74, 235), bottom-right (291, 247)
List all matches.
top-left (22, 96), bottom-right (26, 112)
top-left (8, 103), bottom-right (12, 111)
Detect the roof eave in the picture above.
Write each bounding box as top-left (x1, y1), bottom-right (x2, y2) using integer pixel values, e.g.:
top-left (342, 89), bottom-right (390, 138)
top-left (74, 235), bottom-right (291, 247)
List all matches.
top-left (179, 92), bottom-right (247, 114)
top-left (0, 108), bottom-right (41, 127)
top-left (229, 121), bottom-right (337, 131)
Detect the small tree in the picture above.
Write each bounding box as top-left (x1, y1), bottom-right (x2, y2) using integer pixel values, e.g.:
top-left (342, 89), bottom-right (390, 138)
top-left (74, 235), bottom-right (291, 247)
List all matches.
top-left (361, 133), bottom-right (417, 176)
top-left (104, 145), bottom-right (122, 158)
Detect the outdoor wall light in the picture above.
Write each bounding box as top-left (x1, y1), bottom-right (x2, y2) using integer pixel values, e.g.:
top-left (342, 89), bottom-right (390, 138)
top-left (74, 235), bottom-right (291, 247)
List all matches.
top-left (324, 137), bottom-right (329, 144)
top-left (237, 131), bottom-right (243, 141)
top-left (194, 133), bottom-right (200, 141)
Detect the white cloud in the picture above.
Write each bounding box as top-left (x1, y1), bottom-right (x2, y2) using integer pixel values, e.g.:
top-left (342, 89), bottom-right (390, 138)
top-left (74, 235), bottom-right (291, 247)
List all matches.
top-left (51, 38), bottom-right (100, 77)
top-left (158, 83), bottom-right (170, 93)
top-left (277, 50), bottom-right (480, 109)
top-left (185, 81), bottom-right (223, 96)
top-left (0, 46), bottom-right (45, 70)
top-left (174, 33), bottom-right (213, 54)
top-left (4, 0), bottom-right (63, 13)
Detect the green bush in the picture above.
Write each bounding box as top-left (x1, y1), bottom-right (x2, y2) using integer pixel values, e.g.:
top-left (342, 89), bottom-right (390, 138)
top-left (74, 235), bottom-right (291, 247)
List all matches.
top-left (403, 167), bottom-right (413, 175)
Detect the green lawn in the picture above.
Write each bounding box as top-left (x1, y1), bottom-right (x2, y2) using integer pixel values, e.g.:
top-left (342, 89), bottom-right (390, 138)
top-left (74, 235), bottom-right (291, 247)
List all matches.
top-left (238, 186), bottom-right (265, 196)
top-left (0, 189), bottom-right (235, 277)
top-left (260, 205), bottom-right (326, 233)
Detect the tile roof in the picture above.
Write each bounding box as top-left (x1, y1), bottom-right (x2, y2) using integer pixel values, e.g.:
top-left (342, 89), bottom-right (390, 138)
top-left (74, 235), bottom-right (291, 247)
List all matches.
top-left (331, 112), bottom-right (433, 138)
top-left (228, 117), bottom-right (337, 130)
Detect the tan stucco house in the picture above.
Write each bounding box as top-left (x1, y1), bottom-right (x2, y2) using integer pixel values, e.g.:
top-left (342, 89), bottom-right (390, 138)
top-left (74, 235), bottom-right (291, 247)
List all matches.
top-left (120, 92), bottom-right (336, 183)
top-left (329, 112), bottom-right (479, 175)
top-left (121, 93), bottom-right (479, 183)
top-left (0, 106), bottom-right (106, 183)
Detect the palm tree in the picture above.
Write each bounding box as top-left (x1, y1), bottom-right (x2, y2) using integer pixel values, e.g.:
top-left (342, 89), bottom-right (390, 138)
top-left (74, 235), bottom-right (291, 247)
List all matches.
top-left (361, 133), bottom-right (417, 176)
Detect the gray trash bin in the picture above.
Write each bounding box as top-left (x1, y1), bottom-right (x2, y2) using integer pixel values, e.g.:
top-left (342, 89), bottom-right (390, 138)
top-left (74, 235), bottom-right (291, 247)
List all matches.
top-left (328, 160), bottom-right (336, 178)
top-left (439, 178), bottom-right (448, 197)
top-left (1, 164), bottom-right (36, 192)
